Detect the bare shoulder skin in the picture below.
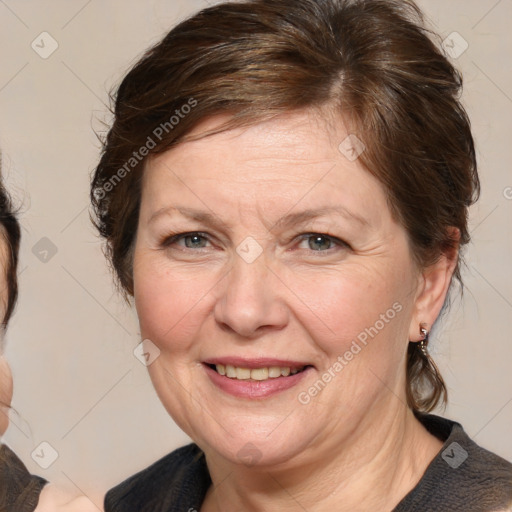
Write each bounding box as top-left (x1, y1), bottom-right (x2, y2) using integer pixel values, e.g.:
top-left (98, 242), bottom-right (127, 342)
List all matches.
top-left (36, 485), bottom-right (101, 512)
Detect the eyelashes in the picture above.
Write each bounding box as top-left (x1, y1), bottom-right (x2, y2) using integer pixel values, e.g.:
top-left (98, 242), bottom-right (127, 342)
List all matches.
top-left (161, 232), bottom-right (211, 250)
top-left (159, 231), bottom-right (351, 254)
top-left (297, 233), bottom-right (350, 252)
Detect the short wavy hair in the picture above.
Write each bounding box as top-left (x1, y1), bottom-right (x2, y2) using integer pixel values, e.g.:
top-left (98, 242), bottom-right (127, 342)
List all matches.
top-left (91, 0), bottom-right (480, 412)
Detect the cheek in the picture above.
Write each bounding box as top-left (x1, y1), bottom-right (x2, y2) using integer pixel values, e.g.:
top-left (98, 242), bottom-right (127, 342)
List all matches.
top-left (133, 255), bottom-right (215, 353)
top-left (286, 264), bottom-right (416, 408)
top-left (288, 262), bottom-right (411, 346)
top-left (289, 269), bottom-right (414, 411)
top-left (0, 357), bottom-right (13, 415)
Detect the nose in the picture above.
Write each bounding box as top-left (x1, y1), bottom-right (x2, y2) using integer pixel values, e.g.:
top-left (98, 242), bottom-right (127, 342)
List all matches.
top-left (213, 255), bottom-right (289, 339)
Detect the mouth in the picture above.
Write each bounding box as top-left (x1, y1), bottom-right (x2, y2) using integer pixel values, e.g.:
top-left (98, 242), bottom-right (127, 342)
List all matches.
top-left (202, 358), bottom-right (314, 399)
top-left (205, 363), bottom-right (312, 381)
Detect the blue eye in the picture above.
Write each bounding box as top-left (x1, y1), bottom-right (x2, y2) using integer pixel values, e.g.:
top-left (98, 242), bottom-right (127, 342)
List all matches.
top-left (162, 232), bottom-right (210, 249)
top-left (182, 234), bottom-right (209, 248)
top-left (160, 231), bottom-right (349, 254)
top-left (307, 234), bottom-right (332, 251)
top-left (298, 233), bottom-right (348, 252)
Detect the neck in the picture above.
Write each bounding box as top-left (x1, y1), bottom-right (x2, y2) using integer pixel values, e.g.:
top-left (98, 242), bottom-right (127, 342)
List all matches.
top-left (201, 407), bottom-right (442, 512)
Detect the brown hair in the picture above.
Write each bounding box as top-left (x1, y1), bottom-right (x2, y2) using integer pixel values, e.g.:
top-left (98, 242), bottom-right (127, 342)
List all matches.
top-left (91, 0), bottom-right (479, 412)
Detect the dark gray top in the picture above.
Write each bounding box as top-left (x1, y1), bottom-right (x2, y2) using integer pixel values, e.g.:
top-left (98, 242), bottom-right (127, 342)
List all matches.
top-left (0, 444), bottom-right (47, 512)
top-left (104, 414), bottom-right (512, 512)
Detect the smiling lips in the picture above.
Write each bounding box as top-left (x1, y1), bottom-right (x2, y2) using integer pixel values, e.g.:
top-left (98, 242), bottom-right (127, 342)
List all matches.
top-left (204, 358), bottom-right (310, 379)
top-left (213, 364), bottom-right (305, 381)
top-left (203, 358), bottom-right (313, 398)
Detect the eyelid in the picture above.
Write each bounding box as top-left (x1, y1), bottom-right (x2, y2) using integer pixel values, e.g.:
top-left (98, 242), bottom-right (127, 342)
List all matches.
top-left (160, 230), bottom-right (350, 252)
top-left (295, 232), bottom-right (350, 248)
top-left (160, 231), bottom-right (213, 248)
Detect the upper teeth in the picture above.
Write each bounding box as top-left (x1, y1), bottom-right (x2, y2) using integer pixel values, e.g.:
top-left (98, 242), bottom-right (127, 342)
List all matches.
top-left (215, 364), bottom-right (303, 380)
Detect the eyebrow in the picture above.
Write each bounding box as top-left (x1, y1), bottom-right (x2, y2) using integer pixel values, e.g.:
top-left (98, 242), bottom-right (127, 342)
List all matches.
top-left (149, 206), bottom-right (232, 233)
top-left (148, 205), bottom-right (369, 232)
top-left (271, 207), bottom-right (369, 230)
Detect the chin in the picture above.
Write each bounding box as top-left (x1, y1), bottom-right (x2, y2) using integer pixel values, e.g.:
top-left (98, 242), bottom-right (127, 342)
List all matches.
top-left (195, 422), bottom-right (312, 469)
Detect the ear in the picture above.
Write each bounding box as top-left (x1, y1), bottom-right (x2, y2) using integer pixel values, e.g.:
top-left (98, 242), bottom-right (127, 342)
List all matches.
top-left (408, 228), bottom-right (460, 341)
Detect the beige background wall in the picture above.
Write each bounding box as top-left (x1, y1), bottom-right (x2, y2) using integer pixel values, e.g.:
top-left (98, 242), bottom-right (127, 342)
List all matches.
top-left (0, 0), bottom-right (511, 506)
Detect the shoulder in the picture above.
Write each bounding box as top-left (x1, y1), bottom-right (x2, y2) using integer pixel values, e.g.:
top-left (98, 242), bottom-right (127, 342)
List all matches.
top-left (0, 443), bottom-right (47, 510)
top-left (36, 486), bottom-right (99, 511)
top-left (0, 445), bottom-right (99, 512)
top-left (422, 414), bottom-right (512, 480)
top-left (104, 443), bottom-right (210, 512)
top-left (397, 414), bottom-right (512, 511)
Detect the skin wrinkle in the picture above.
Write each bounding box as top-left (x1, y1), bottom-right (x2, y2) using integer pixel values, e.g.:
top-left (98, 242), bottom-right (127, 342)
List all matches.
top-left (132, 110), bottom-right (454, 512)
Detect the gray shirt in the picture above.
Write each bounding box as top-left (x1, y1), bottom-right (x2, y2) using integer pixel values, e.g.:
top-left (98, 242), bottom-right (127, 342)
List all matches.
top-left (104, 414), bottom-right (512, 512)
top-left (0, 444), bottom-right (47, 512)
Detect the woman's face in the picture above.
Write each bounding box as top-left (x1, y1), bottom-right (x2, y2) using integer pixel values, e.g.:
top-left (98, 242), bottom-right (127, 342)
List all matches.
top-left (0, 356), bottom-right (12, 435)
top-left (133, 110), bottom-right (426, 467)
top-left (0, 237), bottom-right (12, 436)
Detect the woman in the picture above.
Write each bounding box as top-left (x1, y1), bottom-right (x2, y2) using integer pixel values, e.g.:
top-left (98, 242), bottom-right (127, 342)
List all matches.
top-left (0, 171), bottom-right (98, 511)
top-left (0, 171), bottom-right (47, 511)
top-left (92, 0), bottom-right (512, 510)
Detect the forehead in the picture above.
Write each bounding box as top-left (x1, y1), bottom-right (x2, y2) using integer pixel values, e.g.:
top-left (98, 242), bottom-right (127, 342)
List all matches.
top-left (141, 110), bottom-right (390, 228)
top-left (185, 110), bottom-right (338, 155)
